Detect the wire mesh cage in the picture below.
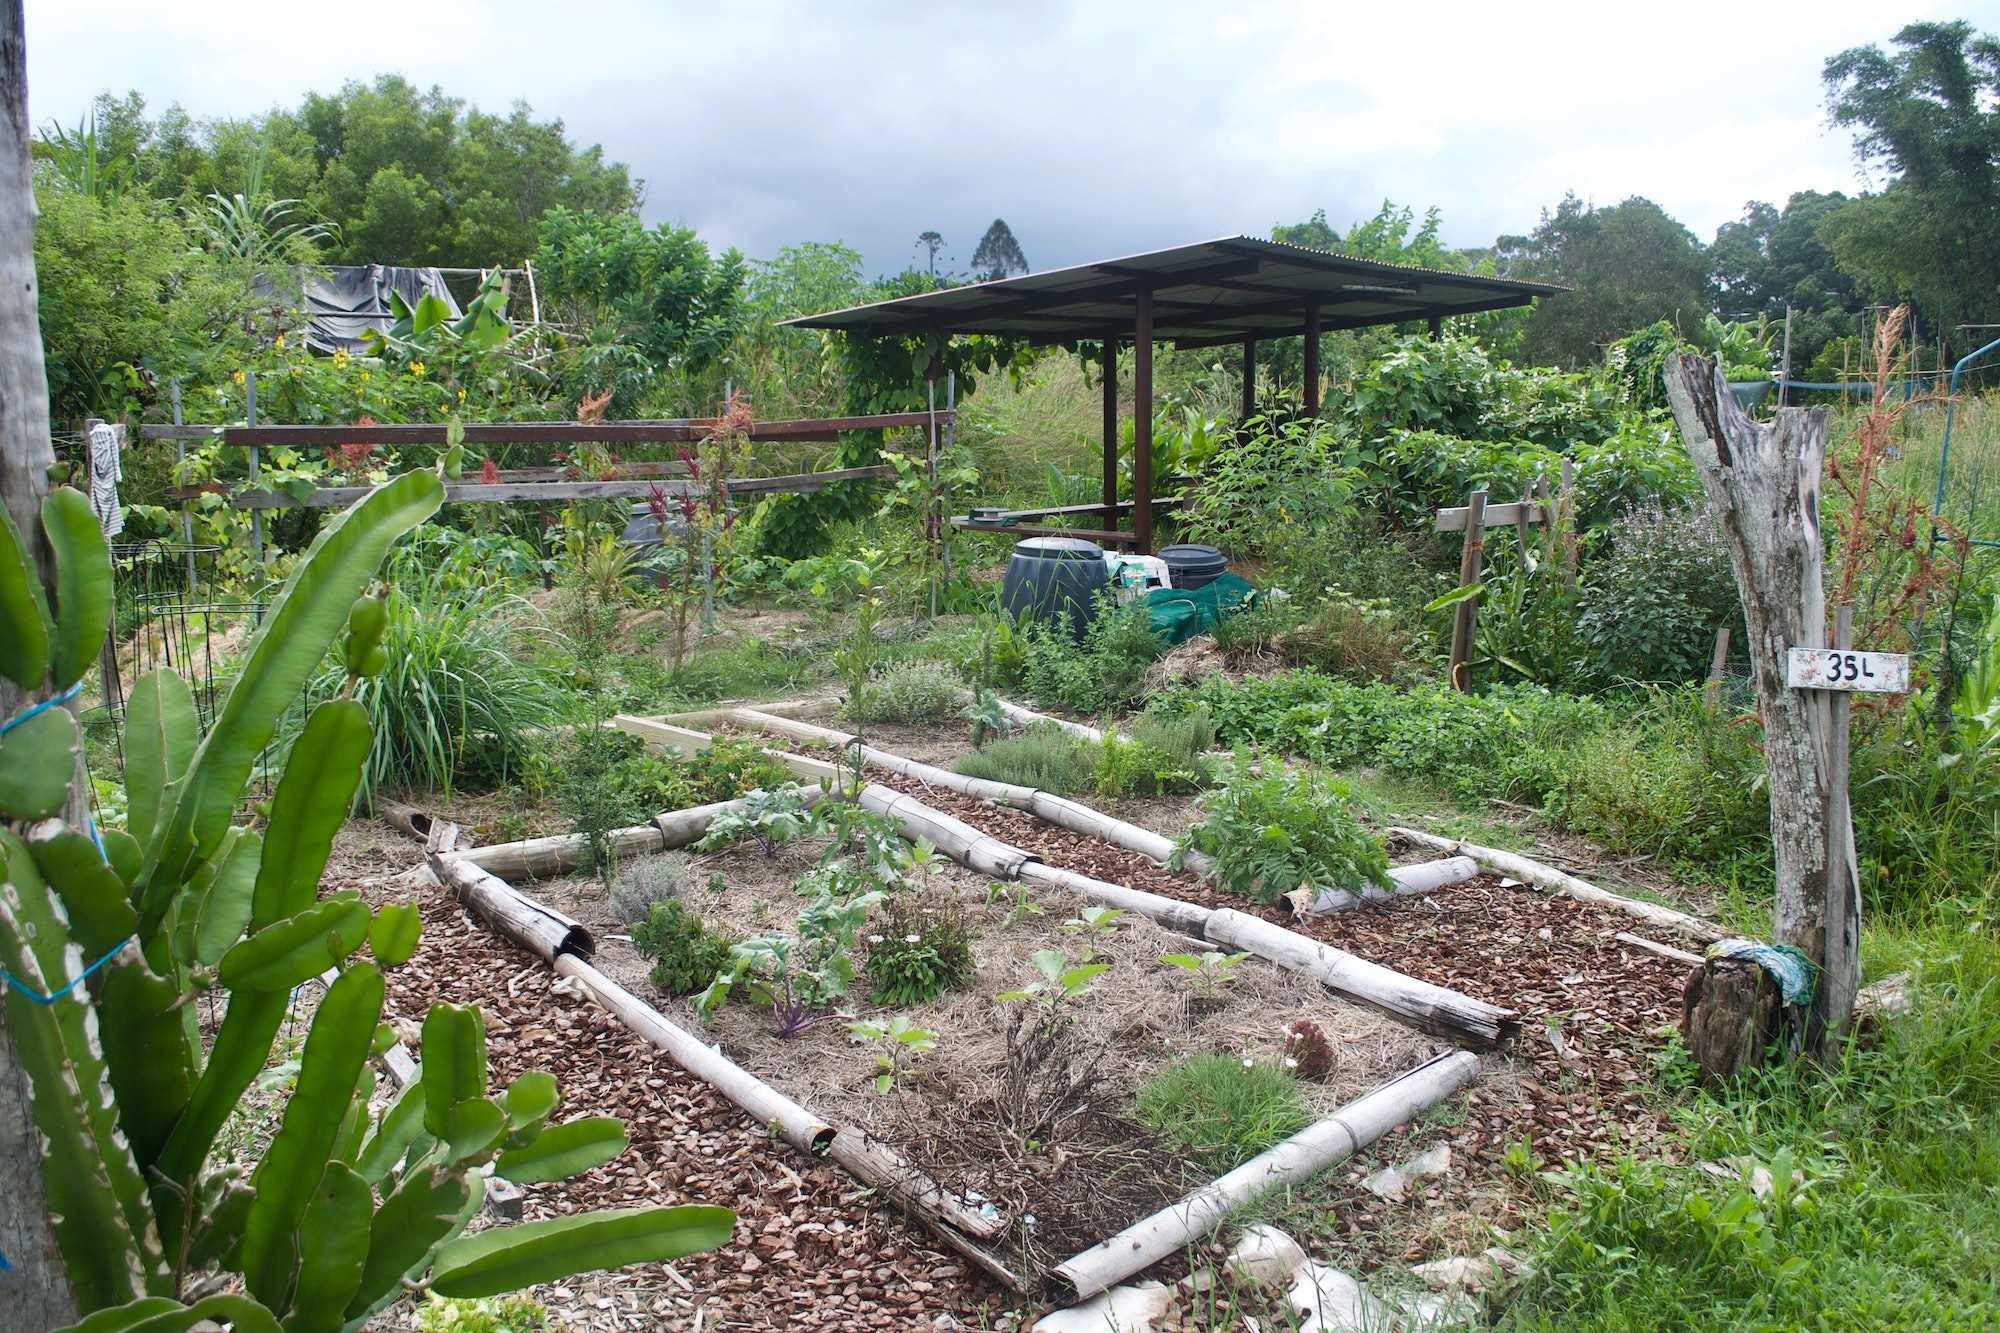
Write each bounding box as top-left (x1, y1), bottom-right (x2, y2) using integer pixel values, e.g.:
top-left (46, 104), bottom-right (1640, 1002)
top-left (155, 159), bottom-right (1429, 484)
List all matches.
top-left (88, 540), bottom-right (266, 744)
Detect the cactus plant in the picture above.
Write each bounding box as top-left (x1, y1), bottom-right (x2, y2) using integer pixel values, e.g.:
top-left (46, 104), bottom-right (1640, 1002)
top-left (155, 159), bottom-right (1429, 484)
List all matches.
top-left (0, 472), bottom-right (734, 1332)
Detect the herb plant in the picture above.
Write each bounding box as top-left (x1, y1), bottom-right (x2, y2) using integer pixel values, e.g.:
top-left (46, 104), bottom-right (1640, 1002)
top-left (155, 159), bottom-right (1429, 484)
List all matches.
top-left (842, 1017), bottom-right (939, 1093)
top-left (1171, 758), bottom-right (1391, 905)
top-left (696, 886), bottom-right (883, 1035)
top-left (630, 898), bottom-right (741, 997)
top-left (864, 896), bottom-right (978, 1006)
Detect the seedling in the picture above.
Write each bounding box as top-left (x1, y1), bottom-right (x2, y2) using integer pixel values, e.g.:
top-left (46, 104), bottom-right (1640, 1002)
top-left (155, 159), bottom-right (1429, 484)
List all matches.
top-left (963, 689), bottom-right (1011, 750)
top-left (1061, 905), bottom-right (1126, 961)
top-left (1159, 949), bottom-right (1252, 997)
top-left (985, 881), bottom-right (1043, 930)
top-left (695, 784), bottom-right (823, 856)
top-left (1000, 948), bottom-right (1109, 1018)
top-left (844, 1016), bottom-right (939, 1093)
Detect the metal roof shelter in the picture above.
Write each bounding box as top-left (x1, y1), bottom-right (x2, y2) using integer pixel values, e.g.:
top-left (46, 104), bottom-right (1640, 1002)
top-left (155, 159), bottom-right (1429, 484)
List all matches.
top-left (786, 236), bottom-right (1561, 552)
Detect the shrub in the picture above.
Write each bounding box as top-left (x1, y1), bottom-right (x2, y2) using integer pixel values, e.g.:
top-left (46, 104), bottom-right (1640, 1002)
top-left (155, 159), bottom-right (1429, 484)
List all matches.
top-left (1019, 596), bottom-right (1167, 714)
top-left (1175, 758), bottom-right (1390, 904)
top-left (845, 659), bottom-right (967, 725)
top-left (1576, 500), bottom-right (1744, 683)
top-left (301, 578), bottom-right (560, 799)
top-left (610, 852), bottom-right (689, 925)
top-left (1136, 1053), bottom-right (1312, 1171)
top-left (632, 897), bottom-right (743, 997)
top-left (953, 723), bottom-right (1099, 795)
top-left (864, 895), bottom-right (979, 1007)
top-left (415, 1295), bottom-right (548, 1333)
top-left (1095, 709), bottom-right (1218, 798)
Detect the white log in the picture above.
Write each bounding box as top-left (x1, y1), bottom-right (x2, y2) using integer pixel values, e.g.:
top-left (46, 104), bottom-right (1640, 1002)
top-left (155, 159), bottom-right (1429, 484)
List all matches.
top-left (1311, 856), bottom-right (1480, 914)
top-left (1053, 1051), bottom-right (1482, 1300)
top-left (1614, 932), bottom-right (1705, 966)
top-left (1387, 827), bottom-right (1460, 854)
top-left (1443, 837), bottom-right (1724, 943)
top-left (1202, 908), bottom-right (1517, 1048)
top-left (658, 696), bottom-right (841, 730)
top-left (857, 786), bottom-right (1033, 880)
top-left (1018, 862), bottom-right (1217, 939)
top-left (450, 823), bottom-right (667, 882)
top-left (995, 697), bottom-right (1118, 743)
top-left (550, 954), bottom-right (832, 1155)
top-left (432, 856), bottom-right (595, 962)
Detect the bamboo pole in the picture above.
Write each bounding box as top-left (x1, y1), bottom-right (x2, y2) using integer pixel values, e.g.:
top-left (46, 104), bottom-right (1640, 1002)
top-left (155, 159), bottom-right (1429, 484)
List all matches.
top-left (1017, 862), bottom-right (1218, 938)
top-left (431, 856), bottom-right (595, 962)
top-left (993, 698), bottom-right (1116, 744)
top-left (1389, 828), bottom-right (1724, 943)
top-left (1053, 1051), bottom-right (1482, 1300)
top-left (1311, 855), bottom-right (1480, 913)
top-left (1202, 909), bottom-right (1517, 1047)
top-left (856, 786), bottom-right (1033, 880)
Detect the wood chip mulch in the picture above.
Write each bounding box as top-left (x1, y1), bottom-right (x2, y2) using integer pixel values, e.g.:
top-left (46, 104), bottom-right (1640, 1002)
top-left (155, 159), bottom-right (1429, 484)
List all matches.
top-left (380, 893), bottom-right (1012, 1331)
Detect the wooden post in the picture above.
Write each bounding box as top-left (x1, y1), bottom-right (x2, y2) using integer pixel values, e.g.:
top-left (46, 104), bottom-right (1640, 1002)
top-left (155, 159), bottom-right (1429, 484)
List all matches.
top-left (1101, 339), bottom-right (1118, 535)
top-left (1823, 606), bottom-right (1861, 1048)
top-left (1446, 489), bottom-right (1487, 692)
top-left (1662, 352), bottom-right (1841, 1066)
top-left (1428, 315), bottom-right (1443, 342)
top-left (1240, 337), bottom-right (1256, 422)
top-left (1302, 303), bottom-right (1322, 418)
top-left (1132, 288), bottom-right (1153, 555)
top-left (1705, 625), bottom-right (1731, 708)
top-left (0, 1), bottom-right (82, 1323)
top-left (172, 377), bottom-right (195, 591)
top-left (1512, 490), bottom-right (1532, 564)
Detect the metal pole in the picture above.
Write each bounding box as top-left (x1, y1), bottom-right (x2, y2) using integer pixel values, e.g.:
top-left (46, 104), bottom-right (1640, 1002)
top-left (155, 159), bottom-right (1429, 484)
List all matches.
top-left (926, 368), bottom-right (940, 619)
top-left (1132, 289), bottom-right (1154, 556)
top-left (1303, 304), bottom-right (1322, 418)
top-left (246, 371), bottom-right (262, 569)
top-left (1778, 306), bottom-right (1794, 409)
top-left (172, 376), bottom-right (195, 592)
top-left (1823, 605), bottom-right (1860, 1049)
top-left (941, 370), bottom-right (956, 591)
top-left (1240, 338), bottom-right (1256, 423)
top-left (1101, 339), bottom-right (1118, 535)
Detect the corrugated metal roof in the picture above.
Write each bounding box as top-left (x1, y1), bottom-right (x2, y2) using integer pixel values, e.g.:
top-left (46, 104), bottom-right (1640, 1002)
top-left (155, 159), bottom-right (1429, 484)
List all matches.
top-left (783, 235), bottom-right (1563, 346)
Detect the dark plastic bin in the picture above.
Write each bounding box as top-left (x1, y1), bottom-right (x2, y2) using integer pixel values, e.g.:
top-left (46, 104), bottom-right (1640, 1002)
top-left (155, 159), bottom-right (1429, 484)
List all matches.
top-left (1000, 537), bottom-right (1108, 641)
top-left (1159, 543), bottom-right (1228, 590)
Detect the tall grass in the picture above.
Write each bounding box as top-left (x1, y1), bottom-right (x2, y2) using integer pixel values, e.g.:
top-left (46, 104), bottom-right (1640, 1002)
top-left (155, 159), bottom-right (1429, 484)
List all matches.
top-left (300, 579), bottom-right (560, 801)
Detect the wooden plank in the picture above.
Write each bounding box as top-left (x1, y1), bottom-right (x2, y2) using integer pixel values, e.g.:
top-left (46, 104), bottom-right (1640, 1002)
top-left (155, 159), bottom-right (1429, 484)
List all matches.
top-left (220, 412), bottom-right (951, 449)
top-left (949, 517), bottom-right (1139, 546)
top-left (136, 424), bottom-right (221, 440)
top-left (612, 715), bottom-right (716, 754)
top-left (1434, 500), bottom-right (1544, 533)
top-left (182, 465), bottom-right (895, 510)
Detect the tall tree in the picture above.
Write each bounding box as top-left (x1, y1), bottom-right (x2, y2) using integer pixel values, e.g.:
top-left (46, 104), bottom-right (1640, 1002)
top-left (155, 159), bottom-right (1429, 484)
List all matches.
top-left (1710, 191), bottom-right (1864, 372)
top-left (970, 218), bottom-right (1028, 281)
top-left (1496, 194), bottom-right (1712, 367)
top-left (0, 2), bottom-right (76, 1328)
top-left (1820, 21), bottom-right (2000, 358)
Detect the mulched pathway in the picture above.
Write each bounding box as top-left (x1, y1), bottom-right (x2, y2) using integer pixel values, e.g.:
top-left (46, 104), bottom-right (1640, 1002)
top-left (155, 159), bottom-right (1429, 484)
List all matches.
top-left (378, 892), bottom-right (1013, 1331)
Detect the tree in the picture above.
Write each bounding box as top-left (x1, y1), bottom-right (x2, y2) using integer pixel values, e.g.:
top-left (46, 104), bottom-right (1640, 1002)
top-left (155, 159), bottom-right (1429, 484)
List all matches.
top-left (1710, 191), bottom-right (1864, 373)
top-left (1820, 21), bottom-right (2000, 358)
top-left (916, 231), bottom-right (944, 279)
top-left (1496, 194), bottom-right (1712, 367)
top-left (970, 219), bottom-right (1028, 280)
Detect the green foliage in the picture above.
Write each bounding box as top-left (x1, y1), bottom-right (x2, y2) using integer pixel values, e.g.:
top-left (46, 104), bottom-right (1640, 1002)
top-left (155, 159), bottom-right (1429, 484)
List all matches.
top-left (998, 947), bottom-right (1108, 1018)
top-left (1158, 949), bottom-right (1252, 998)
top-left (863, 895), bottom-right (978, 1007)
top-left (842, 1016), bottom-right (939, 1094)
top-left (630, 899), bottom-right (742, 998)
top-left (694, 785), bottom-right (824, 857)
top-left (1136, 1054), bottom-right (1312, 1172)
top-left (696, 880), bottom-right (884, 1036)
top-left (1576, 501), bottom-right (1744, 683)
top-left (1165, 670), bottom-right (1609, 806)
top-left (952, 723), bottom-right (1098, 796)
top-left (414, 1294), bottom-right (547, 1333)
top-left (1173, 758), bottom-right (1390, 905)
top-left (844, 659), bottom-right (966, 725)
top-left (0, 469), bottom-right (731, 1331)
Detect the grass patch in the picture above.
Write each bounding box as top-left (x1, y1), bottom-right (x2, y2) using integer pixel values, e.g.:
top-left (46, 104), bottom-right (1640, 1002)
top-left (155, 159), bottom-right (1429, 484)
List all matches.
top-left (1136, 1052), bottom-right (1313, 1172)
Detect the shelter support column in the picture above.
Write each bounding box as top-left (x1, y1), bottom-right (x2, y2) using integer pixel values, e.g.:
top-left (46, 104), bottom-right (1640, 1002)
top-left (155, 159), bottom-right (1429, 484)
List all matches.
top-left (1303, 304), bottom-right (1321, 418)
top-left (1429, 315), bottom-right (1443, 342)
top-left (1102, 340), bottom-right (1118, 535)
top-left (1133, 287), bottom-right (1154, 555)
top-left (1241, 338), bottom-right (1256, 422)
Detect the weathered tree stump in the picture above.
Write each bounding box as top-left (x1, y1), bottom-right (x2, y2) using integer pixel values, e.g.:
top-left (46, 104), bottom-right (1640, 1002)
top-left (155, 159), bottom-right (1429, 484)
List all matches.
top-left (1681, 958), bottom-right (1786, 1088)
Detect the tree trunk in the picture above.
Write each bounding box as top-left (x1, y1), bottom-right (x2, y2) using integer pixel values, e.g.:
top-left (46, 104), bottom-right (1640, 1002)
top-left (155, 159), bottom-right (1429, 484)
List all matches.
top-left (1662, 353), bottom-right (1852, 1058)
top-left (0, 2), bottom-right (79, 1327)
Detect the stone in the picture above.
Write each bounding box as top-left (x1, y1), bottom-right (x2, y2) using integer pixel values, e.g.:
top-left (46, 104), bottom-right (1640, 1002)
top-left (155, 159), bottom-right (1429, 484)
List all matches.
top-left (1224, 1224), bottom-right (1308, 1288)
top-left (1364, 1143), bottom-right (1452, 1200)
top-left (1031, 1281), bottom-right (1174, 1332)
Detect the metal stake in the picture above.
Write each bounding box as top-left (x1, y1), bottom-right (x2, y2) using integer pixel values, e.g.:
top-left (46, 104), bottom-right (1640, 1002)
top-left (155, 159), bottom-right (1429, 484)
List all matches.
top-left (246, 372), bottom-right (263, 569)
top-left (172, 377), bottom-right (196, 592)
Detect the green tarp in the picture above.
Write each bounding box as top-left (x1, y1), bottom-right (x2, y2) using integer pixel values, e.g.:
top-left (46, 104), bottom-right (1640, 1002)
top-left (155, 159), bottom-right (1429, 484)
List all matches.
top-left (1138, 573), bottom-right (1259, 646)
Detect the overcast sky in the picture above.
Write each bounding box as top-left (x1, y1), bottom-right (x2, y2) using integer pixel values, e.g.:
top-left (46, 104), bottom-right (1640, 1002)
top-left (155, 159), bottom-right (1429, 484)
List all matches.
top-left (26, 1), bottom-right (2000, 277)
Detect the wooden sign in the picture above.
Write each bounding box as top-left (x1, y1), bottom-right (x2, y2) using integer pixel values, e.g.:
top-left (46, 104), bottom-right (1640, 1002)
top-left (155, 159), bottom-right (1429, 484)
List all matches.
top-left (1786, 647), bottom-right (1909, 693)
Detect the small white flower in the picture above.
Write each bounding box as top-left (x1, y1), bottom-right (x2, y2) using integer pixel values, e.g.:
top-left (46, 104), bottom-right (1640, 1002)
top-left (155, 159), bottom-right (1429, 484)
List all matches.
top-left (868, 935), bottom-right (884, 944)
top-left (1242, 1058), bottom-right (1254, 1069)
top-left (904, 934), bottom-right (922, 943)
top-left (1284, 1057), bottom-right (1299, 1069)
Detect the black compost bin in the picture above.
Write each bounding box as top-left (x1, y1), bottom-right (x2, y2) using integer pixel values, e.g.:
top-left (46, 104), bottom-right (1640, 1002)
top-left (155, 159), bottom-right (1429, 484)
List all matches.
top-left (1159, 543), bottom-right (1228, 590)
top-left (1001, 537), bottom-right (1108, 640)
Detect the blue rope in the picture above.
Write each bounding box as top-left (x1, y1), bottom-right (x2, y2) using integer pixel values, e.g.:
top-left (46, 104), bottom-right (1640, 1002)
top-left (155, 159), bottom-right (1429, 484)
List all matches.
top-left (0, 682), bottom-right (81, 735)
top-left (1, 936), bottom-right (133, 1005)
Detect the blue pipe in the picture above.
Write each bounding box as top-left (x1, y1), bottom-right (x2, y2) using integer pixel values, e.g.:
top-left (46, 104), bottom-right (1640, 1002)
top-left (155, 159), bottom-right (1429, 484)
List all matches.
top-left (1933, 335), bottom-right (2000, 548)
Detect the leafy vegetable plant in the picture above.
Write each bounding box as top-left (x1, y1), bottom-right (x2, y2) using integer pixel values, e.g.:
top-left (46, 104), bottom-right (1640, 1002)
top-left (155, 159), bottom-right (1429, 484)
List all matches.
top-left (694, 784), bottom-right (823, 856)
top-left (1159, 949), bottom-right (1252, 998)
top-left (696, 885), bottom-right (883, 1035)
top-left (1000, 948), bottom-right (1109, 1019)
top-left (843, 1017), bottom-right (938, 1093)
top-left (1171, 757), bottom-right (1391, 904)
